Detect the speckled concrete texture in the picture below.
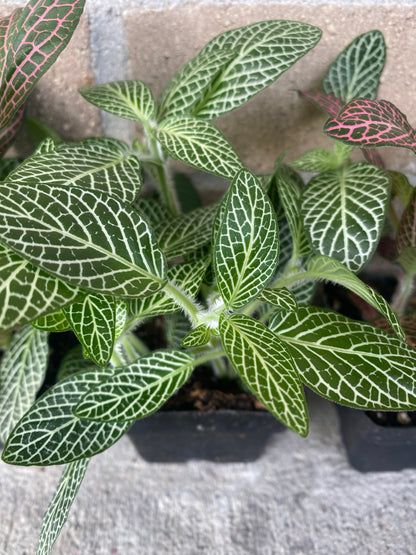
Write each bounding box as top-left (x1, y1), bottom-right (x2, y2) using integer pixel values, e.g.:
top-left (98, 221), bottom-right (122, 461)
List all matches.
top-left (1, 395), bottom-right (416, 554)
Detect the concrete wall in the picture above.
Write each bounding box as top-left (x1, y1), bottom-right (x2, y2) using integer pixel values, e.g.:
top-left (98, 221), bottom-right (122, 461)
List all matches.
top-left (2, 1), bottom-right (416, 179)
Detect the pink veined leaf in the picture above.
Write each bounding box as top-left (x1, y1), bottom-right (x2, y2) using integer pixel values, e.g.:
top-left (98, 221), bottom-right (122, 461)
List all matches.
top-left (0, 10), bottom-right (22, 69)
top-left (0, 0), bottom-right (85, 130)
top-left (0, 104), bottom-right (25, 156)
top-left (324, 99), bottom-right (416, 152)
top-left (397, 189), bottom-right (416, 254)
top-left (299, 90), bottom-right (344, 118)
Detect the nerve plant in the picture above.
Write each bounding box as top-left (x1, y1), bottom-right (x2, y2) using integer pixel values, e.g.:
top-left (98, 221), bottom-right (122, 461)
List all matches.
top-left (1, 9), bottom-right (416, 552)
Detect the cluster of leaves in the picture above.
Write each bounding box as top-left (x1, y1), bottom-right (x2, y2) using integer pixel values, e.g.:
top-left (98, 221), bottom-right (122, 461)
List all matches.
top-left (0, 12), bottom-right (416, 554)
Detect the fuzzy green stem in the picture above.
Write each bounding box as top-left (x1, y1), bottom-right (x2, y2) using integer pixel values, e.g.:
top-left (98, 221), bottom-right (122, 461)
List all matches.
top-left (142, 121), bottom-right (181, 216)
top-left (194, 348), bottom-right (226, 367)
top-left (163, 282), bottom-right (200, 327)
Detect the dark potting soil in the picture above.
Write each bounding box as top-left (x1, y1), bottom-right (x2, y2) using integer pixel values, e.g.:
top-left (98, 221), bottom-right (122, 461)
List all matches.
top-left (161, 366), bottom-right (267, 412)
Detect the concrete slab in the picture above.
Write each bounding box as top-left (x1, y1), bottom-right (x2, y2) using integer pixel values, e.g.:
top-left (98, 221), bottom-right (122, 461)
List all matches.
top-left (1, 394), bottom-right (416, 554)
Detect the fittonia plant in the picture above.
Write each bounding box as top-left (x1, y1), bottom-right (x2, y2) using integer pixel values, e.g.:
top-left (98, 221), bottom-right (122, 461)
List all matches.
top-left (0, 11), bottom-right (416, 552)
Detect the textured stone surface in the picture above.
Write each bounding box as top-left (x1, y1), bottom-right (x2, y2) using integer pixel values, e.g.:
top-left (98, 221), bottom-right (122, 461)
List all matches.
top-left (124, 3), bottom-right (416, 175)
top-left (2, 395), bottom-right (416, 554)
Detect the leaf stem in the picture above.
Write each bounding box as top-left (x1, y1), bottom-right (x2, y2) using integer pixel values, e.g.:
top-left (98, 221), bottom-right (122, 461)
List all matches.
top-left (163, 282), bottom-right (200, 327)
top-left (142, 121), bottom-right (181, 216)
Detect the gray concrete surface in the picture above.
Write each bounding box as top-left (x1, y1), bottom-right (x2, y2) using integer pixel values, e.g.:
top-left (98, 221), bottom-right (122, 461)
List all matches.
top-left (1, 394), bottom-right (416, 554)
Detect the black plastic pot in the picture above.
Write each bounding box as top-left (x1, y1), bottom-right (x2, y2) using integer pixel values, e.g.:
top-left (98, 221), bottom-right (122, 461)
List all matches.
top-left (338, 405), bottom-right (416, 472)
top-left (128, 410), bottom-right (284, 463)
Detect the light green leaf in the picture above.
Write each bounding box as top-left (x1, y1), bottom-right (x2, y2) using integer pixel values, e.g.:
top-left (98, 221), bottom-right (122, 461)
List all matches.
top-left (193, 20), bottom-right (322, 119)
top-left (157, 117), bottom-right (243, 179)
top-left (79, 80), bottom-right (155, 123)
top-left (158, 203), bottom-right (218, 260)
top-left (270, 306), bottom-right (416, 410)
top-left (129, 258), bottom-right (208, 321)
top-left (37, 458), bottom-right (90, 555)
top-left (75, 350), bottom-right (194, 422)
top-left (0, 244), bottom-right (81, 332)
top-left (0, 326), bottom-right (49, 443)
top-left (181, 324), bottom-right (211, 348)
top-left (63, 293), bottom-right (117, 367)
top-left (323, 30), bottom-right (386, 102)
top-left (260, 287), bottom-right (298, 312)
top-left (32, 310), bottom-right (71, 332)
top-left (1, 368), bottom-right (131, 466)
top-left (305, 255), bottom-right (405, 340)
top-left (291, 143), bottom-right (353, 172)
top-left (214, 169), bottom-right (279, 309)
top-left (301, 162), bottom-right (390, 272)
top-left (115, 299), bottom-right (128, 340)
top-left (157, 49), bottom-right (235, 120)
top-left (390, 170), bottom-right (413, 207)
top-left (219, 313), bottom-right (308, 436)
top-left (0, 184), bottom-right (167, 297)
top-left (275, 168), bottom-right (312, 257)
top-left (6, 137), bottom-right (143, 205)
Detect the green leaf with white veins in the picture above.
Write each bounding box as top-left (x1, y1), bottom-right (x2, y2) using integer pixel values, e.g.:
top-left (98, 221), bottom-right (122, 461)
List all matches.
top-left (37, 458), bottom-right (90, 555)
top-left (75, 350), bottom-right (194, 422)
top-left (0, 244), bottom-right (81, 333)
top-left (192, 20), bottom-right (322, 119)
top-left (79, 80), bottom-right (155, 123)
top-left (5, 137), bottom-right (142, 205)
top-left (32, 310), bottom-right (71, 332)
top-left (63, 293), bottom-right (117, 367)
top-left (158, 203), bottom-right (218, 260)
top-left (214, 169), bottom-right (279, 309)
top-left (275, 168), bottom-right (312, 257)
top-left (157, 117), bottom-right (243, 179)
top-left (305, 255), bottom-right (404, 340)
top-left (0, 326), bottom-right (49, 444)
top-left (219, 313), bottom-right (308, 436)
top-left (270, 306), bottom-right (416, 410)
top-left (301, 162), bottom-right (390, 272)
top-left (0, 184), bottom-right (167, 298)
top-left (323, 30), bottom-right (386, 102)
top-left (260, 288), bottom-right (298, 312)
top-left (157, 49), bottom-right (235, 120)
top-left (2, 368), bottom-right (131, 466)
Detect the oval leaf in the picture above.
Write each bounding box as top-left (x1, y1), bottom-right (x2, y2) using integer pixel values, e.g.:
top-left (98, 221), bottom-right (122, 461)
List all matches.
top-left (79, 80), bottom-right (155, 123)
top-left (0, 0), bottom-right (85, 128)
top-left (214, 169), bottom-right (279, 308)
top-left (324, 99), bottom-right (416, 152)
top-left (301, 162), bottom-right (390, 272)
top-left (6, 137), bottom-right (143, 205)
top-left (75, 350), bottom-right (195, 422)
top-left (157, 117), bottom-right (243, 179)
top-left (219, 313), bottom-right (308, 436)
top-left (63, 293), bottom-right (117, 367)
top-left (270, 306), bottom-right (416, 410)
top-left (37, 458), bottom-right (90, 555)
top-left (32, 310), bottom-right (71, 332)
top-left (2, 368), bottom-right (131, 466)
top-left (193, 20), bottom-right (322, 119)
top-left (323, 30), bottom-right (386, 102)
top-left (0, 183), bottom-right (167, 297)
top-left (0, 326), bottom-right (49, 443)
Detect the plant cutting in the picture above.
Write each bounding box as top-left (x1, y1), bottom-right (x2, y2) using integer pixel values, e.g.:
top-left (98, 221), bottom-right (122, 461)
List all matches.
top-left (1, 8), bottom-right (416, 552)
